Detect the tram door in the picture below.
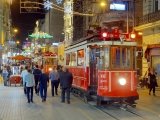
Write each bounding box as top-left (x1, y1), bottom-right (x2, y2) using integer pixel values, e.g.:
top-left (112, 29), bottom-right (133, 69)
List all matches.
top-left (89, 48), bottom-right (100, 93)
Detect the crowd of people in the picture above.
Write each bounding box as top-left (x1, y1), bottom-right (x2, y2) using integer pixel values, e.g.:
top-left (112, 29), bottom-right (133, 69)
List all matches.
top-left (20, 65), bottom-right (73, 104)
top-left (0, 63), bottom-right (73, 104)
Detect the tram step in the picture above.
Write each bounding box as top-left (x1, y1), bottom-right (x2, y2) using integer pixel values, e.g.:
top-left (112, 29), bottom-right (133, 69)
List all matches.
top-left (90, 95), bottom-right (97, 102)
top-left (88, 101), bottom-right (97, 106)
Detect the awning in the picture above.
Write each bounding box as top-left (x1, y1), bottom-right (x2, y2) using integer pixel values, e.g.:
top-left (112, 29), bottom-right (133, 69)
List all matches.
top-left (144, 44), bottom-right (160, 58)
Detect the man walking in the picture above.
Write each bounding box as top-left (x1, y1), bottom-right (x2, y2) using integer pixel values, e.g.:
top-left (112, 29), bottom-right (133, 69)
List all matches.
top-left (33, 65), bottom-right (42, 95)
top-left (21, 66), bottom-right (28, 94)
top-left (49, 66), bottom-right (59, 97)
top-left (38, 69), bottom-right (49, 102)
top-left (60, 67), bottom-right (73, 104)
top-left (2, 67), bottom-right (8, 86)
top-left (23, 69), bottom-right (35, 103)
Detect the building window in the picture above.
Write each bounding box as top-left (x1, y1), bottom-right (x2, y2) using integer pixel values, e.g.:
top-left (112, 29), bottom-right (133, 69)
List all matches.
top-left (155, 0), bottom-right (158, 11)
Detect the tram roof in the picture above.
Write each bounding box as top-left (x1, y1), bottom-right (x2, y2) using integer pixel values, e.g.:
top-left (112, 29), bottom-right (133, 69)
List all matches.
top-left (65, 33), bottom-right (137, 51)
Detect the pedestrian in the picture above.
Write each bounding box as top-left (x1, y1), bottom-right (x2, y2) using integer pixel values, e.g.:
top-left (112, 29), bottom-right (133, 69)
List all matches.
top-left (23, 69), bottom-right (35, 103)
top-left (49, 66), bottom-right (59, 97)
top-left (21, 66), bottom-right (28, 94)
top-left (148, 68), bottom-right (157, 96)
top-left (33, 65), bottom-right (42, 96)
top-left (37, 69), bottom-right (49, 102)
top-left (143, 67), bottom-right (151, 88)
top-left (60, 67), bottom-right (73, 104)
top-left (57, 65), bottom-right (63, 88)
top-left (2, 67), bottom-right (8, 86)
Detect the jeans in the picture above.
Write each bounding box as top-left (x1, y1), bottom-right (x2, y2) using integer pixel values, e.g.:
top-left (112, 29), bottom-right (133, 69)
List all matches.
top-left (149, 84), bottom-right (155, 94)
top-left (61, 87), bottom-right (70, 102)
top-left (3, 77), bottom-right (7, 86)
top-left (35, 80), bottom-right (39, 94)
top-left (40, 85), bottom-right (47, 100)
top-left (26, 87), bottom-right (33, 102)
top-left (24, 82), bottom-right (26, 94)
top-left (51, 80), bottom-right (58, 96)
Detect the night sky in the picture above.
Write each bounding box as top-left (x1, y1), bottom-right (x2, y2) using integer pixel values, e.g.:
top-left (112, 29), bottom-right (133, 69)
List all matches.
top-left (10, 0), bottom-right (45, 44)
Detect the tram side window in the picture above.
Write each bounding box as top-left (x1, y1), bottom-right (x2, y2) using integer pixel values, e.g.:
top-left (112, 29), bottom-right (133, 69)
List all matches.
top-left (78, 49), bottom-right (84, 66)
top-left (66, 53), bottom-right (71, 65)
top-left (69, 52), bottom-right (77, 66)
top-left (105, 47), bottom-right (110, 70)
top-left (122, 47), bottom-right (131, 68)
top-left (111, 47), bottom-right (120, 68)
top-left (133, 47), bottom-right (136, 69)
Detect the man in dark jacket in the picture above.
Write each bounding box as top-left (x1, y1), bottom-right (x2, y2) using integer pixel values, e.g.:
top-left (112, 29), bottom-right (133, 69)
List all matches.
top-left (38, 69), bottom-right (49, 102)
top-left (60, 66), bottom-right (73, 104)
top-left (33, 65), bottom-right (42, 95)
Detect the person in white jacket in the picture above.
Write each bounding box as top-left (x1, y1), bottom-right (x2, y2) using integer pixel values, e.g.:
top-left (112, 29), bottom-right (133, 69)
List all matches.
top-left (23, 69), bottom-right (35, 103)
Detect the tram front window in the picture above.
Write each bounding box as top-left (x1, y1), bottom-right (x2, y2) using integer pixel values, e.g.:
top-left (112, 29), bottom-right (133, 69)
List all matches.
top-left (122, 47), bottom-right (130, 68)
top-left (111, 47), bottom-right (120, 68)
top-left (111, 46), bottom-right (132, 69)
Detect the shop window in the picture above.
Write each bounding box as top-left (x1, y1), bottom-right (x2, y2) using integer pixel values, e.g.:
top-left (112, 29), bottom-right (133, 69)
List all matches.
top-left (77, 49), bottom-right (84, 66)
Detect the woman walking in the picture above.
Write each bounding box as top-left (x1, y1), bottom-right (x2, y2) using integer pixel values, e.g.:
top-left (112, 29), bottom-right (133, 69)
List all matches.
top-left (148, 68), bottom-right (157, 96)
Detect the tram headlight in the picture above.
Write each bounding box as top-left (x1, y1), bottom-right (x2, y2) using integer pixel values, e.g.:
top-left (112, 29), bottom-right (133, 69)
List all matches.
top-left (49, 68), bottom-right (52, 71)
top-left (119, 78), bottom-right (126, 86)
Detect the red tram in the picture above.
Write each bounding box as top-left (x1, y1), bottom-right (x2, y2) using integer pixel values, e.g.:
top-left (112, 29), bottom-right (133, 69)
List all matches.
top-left (42, 52), bottom-right (58, 74)
top-left (64, 33), bottom-right (139, 106)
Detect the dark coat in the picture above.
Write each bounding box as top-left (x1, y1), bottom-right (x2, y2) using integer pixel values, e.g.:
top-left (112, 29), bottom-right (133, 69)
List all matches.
top-left (38, 73), bottom-right (49, 86)
top-left (33, 69), bottom-right (42, 81)
top-left (60, 71), bottom-right (73, 88)
top-left (57, 69), bottom-right (63, 78)
top-left (149, 73), bottom-right (157, 87)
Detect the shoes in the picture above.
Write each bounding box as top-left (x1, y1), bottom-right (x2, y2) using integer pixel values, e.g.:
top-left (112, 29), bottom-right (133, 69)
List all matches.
top-left (149, 92), bottom-right (151, 95)
top-left (67, 101), bottom-right (70, 104)
top-left (27, 101), bottom-right (30, 103)
top-left (52, 95), bottom-right (54, 97)
top-left (56, 93), bottom-right (58, 95)
top-left (44, 99), bottom-right (46, 101)
top-left (31, 100), bottom-right (33, 103)
top-left (61, 101), bottom-right (65, 103)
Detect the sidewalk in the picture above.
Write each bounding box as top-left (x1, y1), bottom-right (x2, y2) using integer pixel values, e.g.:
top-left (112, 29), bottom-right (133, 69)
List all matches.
top-left (0, 84), bottom-right (113, 120)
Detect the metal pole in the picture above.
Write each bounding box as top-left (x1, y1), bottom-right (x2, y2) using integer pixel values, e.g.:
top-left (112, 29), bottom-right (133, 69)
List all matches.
top-left (126, 1), bottom-right (129, 34)
top-left (133, 0), bottom-right (135, 31)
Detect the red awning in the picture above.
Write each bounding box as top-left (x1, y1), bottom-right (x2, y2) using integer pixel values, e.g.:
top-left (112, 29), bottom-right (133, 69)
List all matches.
top-left (43, 51), bottom-right (57, 56)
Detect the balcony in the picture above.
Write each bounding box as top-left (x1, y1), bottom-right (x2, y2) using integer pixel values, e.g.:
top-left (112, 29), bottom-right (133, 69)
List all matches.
top-left (100, 11), bottom-right (133, 26)
top-left (135, 10), bottom-right (160, 26)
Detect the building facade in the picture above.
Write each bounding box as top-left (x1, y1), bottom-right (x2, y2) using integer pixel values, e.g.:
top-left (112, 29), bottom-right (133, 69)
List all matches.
top-left (0, 0), bottom-right (12, 64)
top-left (135, 0), bottom-right (160, 79)
top-left (63, 0), bottom-right (73, 46)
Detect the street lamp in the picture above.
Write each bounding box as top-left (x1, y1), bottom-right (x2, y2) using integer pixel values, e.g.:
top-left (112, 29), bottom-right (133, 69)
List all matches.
top-left (100, 1), bottom-right (107, 7)
top-left (14, 29), bottom-right (18, 33)
top-left (16, 41), bottom-right (20, 44)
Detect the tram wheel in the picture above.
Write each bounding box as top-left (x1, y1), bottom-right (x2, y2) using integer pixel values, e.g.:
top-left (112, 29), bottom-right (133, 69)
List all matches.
top-left (97, 99), bottom-right (102, 106)
top-left (84, 96), bottom-right (88, 103)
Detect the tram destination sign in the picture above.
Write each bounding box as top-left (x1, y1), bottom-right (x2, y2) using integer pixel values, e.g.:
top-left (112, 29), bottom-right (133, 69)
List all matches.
top-left (103, 28), bottom-right (129, 40)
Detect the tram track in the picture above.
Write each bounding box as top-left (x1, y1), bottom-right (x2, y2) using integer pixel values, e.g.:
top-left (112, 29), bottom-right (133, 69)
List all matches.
top-left (72, 93), bottom-right (147, 120)
top-left (93, 104), bottom-right (147, 120)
